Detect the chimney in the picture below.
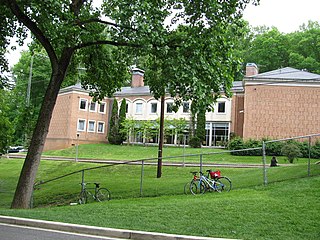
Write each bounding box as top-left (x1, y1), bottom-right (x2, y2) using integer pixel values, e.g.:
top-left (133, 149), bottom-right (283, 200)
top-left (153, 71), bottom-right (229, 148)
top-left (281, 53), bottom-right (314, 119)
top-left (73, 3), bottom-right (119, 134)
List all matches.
top-left (131, 67), bottom-right (145, 88)
top-left (245, 63), bottom-right (259, 77)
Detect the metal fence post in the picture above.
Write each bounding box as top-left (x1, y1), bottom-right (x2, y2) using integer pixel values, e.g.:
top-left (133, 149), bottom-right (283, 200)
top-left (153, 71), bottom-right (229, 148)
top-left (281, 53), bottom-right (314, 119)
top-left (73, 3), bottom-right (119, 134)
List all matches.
top-left (200, 154), bottom-right (203, 173)
top-left (262, 141), bottom-right (268, 185)
top-left (140, 160), bottom-right (145, 197)
top-left (308, 136), bottom-right (311, 176)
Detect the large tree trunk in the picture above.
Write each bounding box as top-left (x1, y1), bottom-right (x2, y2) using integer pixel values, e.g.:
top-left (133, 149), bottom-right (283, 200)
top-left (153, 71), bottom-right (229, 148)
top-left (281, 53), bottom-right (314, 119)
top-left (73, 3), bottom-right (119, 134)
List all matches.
top-left (11, 49), bottom-right (73, 209)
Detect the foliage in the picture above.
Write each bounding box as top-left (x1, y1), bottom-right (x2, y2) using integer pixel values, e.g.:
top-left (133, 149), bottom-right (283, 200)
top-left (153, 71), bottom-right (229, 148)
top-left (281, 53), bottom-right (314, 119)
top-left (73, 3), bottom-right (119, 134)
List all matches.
top-left (189, 136), bottom-right (201, 148)
top-left (281, 142), bottom-right (302, 163)
top-left (118, 98), bottom-right (127, 143)
top-left (242, 21), bottom-right (320, 74)
top-left (108, 99), bottom-right (122, 144)
top-left (195, 110), bottom-right (206, 145)
top-left (1, 0), bottom-right (258, 208)
top-left (0, 89), bottom-right (13, 153)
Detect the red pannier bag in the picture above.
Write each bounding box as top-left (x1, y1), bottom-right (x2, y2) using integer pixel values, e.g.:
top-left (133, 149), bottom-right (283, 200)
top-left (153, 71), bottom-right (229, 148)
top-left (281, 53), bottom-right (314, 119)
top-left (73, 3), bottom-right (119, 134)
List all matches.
top-left (210, 170), bottom-right (221, 179)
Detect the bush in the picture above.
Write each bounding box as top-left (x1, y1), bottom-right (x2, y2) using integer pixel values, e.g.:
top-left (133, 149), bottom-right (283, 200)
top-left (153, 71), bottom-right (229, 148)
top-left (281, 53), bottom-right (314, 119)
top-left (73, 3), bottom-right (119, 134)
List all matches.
top-left (281, 142), bottom-right (301, 163)
top-left (244, 139), bottom-right (262, 156)
top-left (189, 136), bottom-right (201, 148)
top-left (265, 140), bottom-right (284, 156)
top-left (311, 141), bottom-right (320, 159)
top-left (228, 137), bottom-right (245, 155)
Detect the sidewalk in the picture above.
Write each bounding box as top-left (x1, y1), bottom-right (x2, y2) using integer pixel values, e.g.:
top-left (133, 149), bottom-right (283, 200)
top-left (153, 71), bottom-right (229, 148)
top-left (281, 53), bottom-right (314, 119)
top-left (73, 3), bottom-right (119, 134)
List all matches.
top-left (0, 215), bottom-right (236, 240)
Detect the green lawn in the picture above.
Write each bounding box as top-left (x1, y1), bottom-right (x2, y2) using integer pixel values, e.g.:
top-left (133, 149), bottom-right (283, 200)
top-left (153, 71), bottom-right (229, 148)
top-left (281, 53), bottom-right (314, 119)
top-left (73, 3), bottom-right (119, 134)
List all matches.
top-left (42, 143), bottom-right (316, 165)
top-left (1, 145), bottom-right (320, 240)
top-left (0, 157), bottom-right (319, 240)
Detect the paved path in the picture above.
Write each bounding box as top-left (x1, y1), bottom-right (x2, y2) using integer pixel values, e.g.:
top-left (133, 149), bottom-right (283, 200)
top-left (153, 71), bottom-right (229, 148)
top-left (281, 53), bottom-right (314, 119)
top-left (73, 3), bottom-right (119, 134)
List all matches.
top-left (0, 216), bottom-right (234, 240)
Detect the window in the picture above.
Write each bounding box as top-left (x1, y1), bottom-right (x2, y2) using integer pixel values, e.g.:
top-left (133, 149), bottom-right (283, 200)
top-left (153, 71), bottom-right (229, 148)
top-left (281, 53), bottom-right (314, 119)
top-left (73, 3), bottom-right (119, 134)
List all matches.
top-left (183, 102), bottom-right (190, 113)
top-left (99, 102), bottom-right (106, 113)
top-left (97, 122), bottom-right (105, 133)
top-left (79, 99), bottom-right (87, 110)
top-left (89, 101), bottom-right (96, 112)
top-left (166, 102), bottom-right (173, 113)
top-left (218, 102), bottom-right (226, 113)
top-left (77, 119), bottom-right (86, 131)
top-left (88, 120), bottom-right (96, 132)
top-left (126, 103), bottom-right (128, 113)
top-left (136, 102), bottom-right (143, 114)
top-left (151, 103), bottom-right (157, 113)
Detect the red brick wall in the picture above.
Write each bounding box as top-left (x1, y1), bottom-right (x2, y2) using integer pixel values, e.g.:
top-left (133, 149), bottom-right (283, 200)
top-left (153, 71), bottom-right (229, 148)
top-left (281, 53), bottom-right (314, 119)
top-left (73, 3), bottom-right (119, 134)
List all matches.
top-left (243, 84), bottom-right (320, 140)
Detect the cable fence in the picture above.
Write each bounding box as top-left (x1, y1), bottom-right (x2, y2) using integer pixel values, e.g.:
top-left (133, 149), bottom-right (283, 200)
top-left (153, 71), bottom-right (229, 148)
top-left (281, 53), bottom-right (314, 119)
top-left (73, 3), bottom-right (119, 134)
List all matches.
top-left (29, 134), bottom-right (320, 208)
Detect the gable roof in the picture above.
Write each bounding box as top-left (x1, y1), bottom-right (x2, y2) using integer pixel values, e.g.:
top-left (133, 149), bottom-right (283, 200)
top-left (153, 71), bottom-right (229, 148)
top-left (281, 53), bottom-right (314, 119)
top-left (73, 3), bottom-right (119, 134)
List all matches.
top-left (245, 67), bottom-right (320, 81)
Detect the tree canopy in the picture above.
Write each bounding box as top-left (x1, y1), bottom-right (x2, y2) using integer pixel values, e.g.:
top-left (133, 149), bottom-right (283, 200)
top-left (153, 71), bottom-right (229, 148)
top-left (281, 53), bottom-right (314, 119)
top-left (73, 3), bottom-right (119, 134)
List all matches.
top-left (242, 21), bottom-right (320, 73)
top-left (1, 0), bottom-right (259, 208)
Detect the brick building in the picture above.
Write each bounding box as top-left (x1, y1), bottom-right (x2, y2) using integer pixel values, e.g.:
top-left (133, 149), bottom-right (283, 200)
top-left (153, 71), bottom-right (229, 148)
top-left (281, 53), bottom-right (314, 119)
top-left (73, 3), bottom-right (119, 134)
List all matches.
top-left (243, 64), bottom-right (320, 140)
top-left (44, 64), bottom-right (320, 151)
top-left (45, 68), bottom-right (242, 150)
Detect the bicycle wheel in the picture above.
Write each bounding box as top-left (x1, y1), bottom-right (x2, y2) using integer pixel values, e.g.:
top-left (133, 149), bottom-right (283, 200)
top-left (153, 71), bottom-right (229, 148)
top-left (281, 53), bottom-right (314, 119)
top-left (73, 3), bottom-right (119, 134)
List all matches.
top-left (79, 191), bottom-right (87, 204)
top-left (190, 179), bottom-right (206, 195)
top-left (184, 182), bottom-right (191, 194)
top-left (215, 177), bottom-right (232, 192)
top-left (96, 188), bottom-right (111, 201)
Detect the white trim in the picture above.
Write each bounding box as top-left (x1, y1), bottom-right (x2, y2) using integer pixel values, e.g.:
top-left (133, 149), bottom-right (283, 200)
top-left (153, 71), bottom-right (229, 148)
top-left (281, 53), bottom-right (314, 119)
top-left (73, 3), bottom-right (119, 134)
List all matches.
top-left (87, 120), bottom-right (96, 132)
top-left (89, 101), bottom-right (97, 112)
top-left (77, 119), bottom-right (86, 132)
top-left (98, 102), bottom-right (106, 114)
top-left (97, 121), bottom-right (105, 133)
top-left (217, 101), bottom-right (226, 114)
top-left (79, 98), bottom-right (88, 111)
top-left (135, 102), bottom-right (143, 115)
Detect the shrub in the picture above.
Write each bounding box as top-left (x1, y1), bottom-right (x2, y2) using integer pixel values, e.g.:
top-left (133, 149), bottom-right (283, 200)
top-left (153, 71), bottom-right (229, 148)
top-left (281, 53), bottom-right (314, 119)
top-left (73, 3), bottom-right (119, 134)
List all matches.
top-left (228, 137), bottom-right (245, 155)
top-left (189, 136), bottom-right (201, 148)
top-left (311, 141), bottom-right (320, 159)
top-left (265, 140), bottom-right (284, 156)
top-left (244, 139), bottom-right (262, 156)
top-left (281, 143), bottom-right (301, 163)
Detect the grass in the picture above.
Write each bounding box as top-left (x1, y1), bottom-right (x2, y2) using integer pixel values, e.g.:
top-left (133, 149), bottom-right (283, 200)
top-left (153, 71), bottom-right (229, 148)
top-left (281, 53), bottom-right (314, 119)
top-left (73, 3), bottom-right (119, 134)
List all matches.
top-left (0, 159), bottom-right (319, 240)
top-left (43, 143), bottom-right (317, 165)
top-left (1, 144), bottom-right (320, 240)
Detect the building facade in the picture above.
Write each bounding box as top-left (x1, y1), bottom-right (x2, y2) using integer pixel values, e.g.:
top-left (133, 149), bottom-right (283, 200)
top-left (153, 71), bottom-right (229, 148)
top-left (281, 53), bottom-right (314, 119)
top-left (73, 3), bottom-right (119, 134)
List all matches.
top-left (44, 68), bottom-right (242, 150)
top-left (44, 64), bottom-right (320, 151)
top-left (243, 65), bottom-right (320, 140)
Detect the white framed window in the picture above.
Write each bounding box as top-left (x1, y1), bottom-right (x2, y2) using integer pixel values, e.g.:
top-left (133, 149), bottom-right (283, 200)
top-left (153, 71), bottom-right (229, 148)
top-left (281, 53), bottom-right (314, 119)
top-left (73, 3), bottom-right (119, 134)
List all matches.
top-left (77, 119), bottom-right (86, 131)
top-left (182, 102), bottom-right (190, 113)
top-left (99, 102), bottom-right (106, 114)
top-left (79, 99), bottom-right (87, 110)
top-left (150, 102), bottom-right (157, 114)
top-left (217, 102), bottom-right (226, 113)
top-left (166, 102), bottom-right (173, 113)
top-left (88, 120), bottom-right (96, 132)
top-left (135, 102), bottom-right (143, 114)
top-left (89, 101), bottom-right (97, 112)
top-left (97, 121), bottom-right (105, 133)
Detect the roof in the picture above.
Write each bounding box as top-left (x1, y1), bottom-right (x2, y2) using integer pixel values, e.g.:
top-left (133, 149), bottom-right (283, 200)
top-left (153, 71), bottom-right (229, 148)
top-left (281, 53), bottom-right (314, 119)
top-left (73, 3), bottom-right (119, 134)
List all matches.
top-left (59, 81), bottom-right (244, 96)
top-left (245, 67), bottom-right (320, 81)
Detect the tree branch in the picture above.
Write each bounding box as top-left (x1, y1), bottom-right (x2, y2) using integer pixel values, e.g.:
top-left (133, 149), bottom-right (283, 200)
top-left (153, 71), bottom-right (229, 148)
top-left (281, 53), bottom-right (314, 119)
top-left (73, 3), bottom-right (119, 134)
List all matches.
top-left (4, 0), bottom-right (58, 66)
top-left (75, 40), bottom-right (143, 50)
top-left (76, 18), bottom-right (137, 32)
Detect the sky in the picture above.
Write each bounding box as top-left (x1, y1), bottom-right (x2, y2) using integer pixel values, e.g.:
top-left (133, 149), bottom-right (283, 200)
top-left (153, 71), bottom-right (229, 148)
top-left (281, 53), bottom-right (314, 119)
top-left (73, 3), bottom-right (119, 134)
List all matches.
top-left (6, 0), bottom-right (320, 68)
top-left (243, 0), bottom-right (320, 33)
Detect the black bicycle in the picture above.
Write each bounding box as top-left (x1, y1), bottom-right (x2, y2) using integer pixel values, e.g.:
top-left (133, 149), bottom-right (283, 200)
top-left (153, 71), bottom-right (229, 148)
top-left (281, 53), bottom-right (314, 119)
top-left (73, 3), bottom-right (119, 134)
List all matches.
top-left (79, 182), bottom-right (111, 204)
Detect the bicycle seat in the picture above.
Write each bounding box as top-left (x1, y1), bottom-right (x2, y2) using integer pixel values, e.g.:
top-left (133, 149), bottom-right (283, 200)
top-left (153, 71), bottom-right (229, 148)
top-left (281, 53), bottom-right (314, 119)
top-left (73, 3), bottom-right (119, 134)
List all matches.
top-left (190, 171), bottom-right (197, 175)
top-left (94, 183), bottom-right (100, 188)
top-left (206, 169), bottom-right (212, 172)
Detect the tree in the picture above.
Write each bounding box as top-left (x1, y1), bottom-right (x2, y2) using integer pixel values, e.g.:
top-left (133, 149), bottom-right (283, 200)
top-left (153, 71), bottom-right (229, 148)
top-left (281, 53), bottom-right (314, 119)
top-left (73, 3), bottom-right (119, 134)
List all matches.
top-left (118, 98), bottom-right (127, 144)
top-left (108, 99), bottom-right (121, 144)
top-left (0, 89), bottom-right (13, 154)
top-left (1, 0), bottom-right (259, 208)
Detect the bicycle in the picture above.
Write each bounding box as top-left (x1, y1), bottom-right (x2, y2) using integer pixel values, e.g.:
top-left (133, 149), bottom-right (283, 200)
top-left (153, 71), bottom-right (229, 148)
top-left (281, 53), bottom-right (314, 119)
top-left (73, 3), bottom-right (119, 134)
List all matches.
top-left (79, 182), bottom-right (111, 204)
top-left (188, 170), bottom-right (231, 195)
